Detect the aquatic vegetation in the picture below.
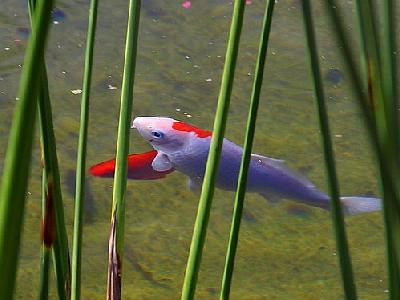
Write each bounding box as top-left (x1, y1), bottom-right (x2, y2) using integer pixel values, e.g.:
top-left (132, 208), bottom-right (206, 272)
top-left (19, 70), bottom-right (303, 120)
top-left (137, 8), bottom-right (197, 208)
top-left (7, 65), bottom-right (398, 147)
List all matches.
top-left (301, 0), bottom-right (356, 297)
top-left (220, 1), bottom-right (274, 298)
top-left (180, 0), bottom-right (246, 298)
top-left (0, 0), bottom-right (55, 298)
top-left (71, 0), bottom-right (99, 297)
top-left (105, 0), bottom-right (141, 298)
top-left (0, 0), bottom-right (399, 299)
top-left (28, 0), bottom-right (71, 297)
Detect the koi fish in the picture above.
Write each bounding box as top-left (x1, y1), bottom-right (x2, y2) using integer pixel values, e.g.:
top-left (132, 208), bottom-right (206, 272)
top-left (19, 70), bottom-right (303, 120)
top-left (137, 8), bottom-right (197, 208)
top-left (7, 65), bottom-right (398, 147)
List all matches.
top-left (90, 116), bottom-right (381, 215)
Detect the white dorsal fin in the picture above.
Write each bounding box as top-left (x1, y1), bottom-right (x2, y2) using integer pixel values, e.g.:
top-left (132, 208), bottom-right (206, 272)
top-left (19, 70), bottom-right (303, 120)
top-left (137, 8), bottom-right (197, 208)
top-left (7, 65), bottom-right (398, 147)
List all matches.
top-left (252, 154), bottom-right (285, 167)
top-left (152, 152), bottom-right (173, 172)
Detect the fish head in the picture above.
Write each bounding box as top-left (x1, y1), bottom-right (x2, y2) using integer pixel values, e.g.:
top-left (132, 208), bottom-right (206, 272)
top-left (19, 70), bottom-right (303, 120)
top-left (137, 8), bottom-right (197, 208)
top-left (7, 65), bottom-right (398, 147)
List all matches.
top-left (132, 116), bottom-right (212, 153)
top-left (132, 116), bottom-right (187, 152)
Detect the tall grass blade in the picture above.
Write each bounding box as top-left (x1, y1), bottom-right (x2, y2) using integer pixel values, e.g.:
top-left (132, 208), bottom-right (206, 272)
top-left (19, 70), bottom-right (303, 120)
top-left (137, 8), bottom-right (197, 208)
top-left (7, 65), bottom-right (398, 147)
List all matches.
top-left (0, 0), bottom-right (54, 297)
top-left (28, 0), bottom-right (72, 296)
top-left (219, 1), bottom-right (275, 299)
top-left (37, 60), bottom-right (71, 300)
top-left (106, 0), bottom-right (141, 298)
top-left (39, 247), bottom-right (51, 300)
top-left (38, 176), bottom-right (55, 300)
top-left (356, 0), bottom-right (400, 157)
top-left (325, 1), bottom-right (400, 298)
top-left (323, 0), bottom-right (400, 211)
top-left (71, 0), bottom-right (99, 298)
top-left (180, 1), bottom-right (246, 299)
top-left (324, 0), bottom-right (400, 207)
top-left (354, 1), bottom-right (400, 298)
top-left (381, 1), bottom-right (400, 297)
top-left (354, 0), bottom-right (392, 157)
top-left (38, 168), bottom-right (50, 300)
top-left (301, 0), bottom-right (356, 298)
top-left (323, 1), bottom-right (376, 144)
top-left (381, 0), bottom-right (398, 155)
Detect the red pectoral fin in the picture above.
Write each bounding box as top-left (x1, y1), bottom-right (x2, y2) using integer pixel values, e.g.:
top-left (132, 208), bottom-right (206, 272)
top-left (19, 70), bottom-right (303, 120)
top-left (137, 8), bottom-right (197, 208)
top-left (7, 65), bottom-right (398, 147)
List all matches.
top-left (89, 150), bottom-right (174, 180)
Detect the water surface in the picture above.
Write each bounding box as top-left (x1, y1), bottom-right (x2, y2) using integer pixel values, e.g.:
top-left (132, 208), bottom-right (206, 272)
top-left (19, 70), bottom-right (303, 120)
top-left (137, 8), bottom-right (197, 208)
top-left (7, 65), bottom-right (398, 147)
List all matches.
top-left (0, 0), bottom-right (387, 299)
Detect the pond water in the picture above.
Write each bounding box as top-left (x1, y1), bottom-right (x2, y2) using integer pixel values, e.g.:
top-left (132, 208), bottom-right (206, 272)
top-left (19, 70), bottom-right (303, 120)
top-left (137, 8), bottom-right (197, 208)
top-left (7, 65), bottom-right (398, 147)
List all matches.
top-left (0, 0), bottom-right (388, 299)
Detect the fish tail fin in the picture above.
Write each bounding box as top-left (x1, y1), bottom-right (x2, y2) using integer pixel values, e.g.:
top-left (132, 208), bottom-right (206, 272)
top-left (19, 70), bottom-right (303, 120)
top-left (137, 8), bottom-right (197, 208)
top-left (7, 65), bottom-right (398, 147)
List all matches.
top-left (340, 196), bottom-right (381, 215)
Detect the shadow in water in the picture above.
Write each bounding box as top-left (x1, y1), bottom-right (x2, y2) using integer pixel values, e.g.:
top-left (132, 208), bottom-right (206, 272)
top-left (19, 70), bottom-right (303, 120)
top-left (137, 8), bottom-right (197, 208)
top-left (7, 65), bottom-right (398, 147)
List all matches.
top-left (65, 169), bottom-right (96, 223)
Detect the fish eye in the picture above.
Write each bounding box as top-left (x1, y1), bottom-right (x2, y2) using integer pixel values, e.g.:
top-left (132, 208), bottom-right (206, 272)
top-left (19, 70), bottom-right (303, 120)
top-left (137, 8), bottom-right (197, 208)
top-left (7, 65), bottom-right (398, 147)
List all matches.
top-left (151, 131), bottom-right (164, 138)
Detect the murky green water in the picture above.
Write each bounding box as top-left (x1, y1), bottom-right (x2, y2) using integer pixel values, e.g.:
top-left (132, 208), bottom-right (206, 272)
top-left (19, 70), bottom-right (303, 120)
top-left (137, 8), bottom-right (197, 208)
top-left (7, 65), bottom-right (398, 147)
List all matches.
top-left (0, 0), bottom-right (389, 299)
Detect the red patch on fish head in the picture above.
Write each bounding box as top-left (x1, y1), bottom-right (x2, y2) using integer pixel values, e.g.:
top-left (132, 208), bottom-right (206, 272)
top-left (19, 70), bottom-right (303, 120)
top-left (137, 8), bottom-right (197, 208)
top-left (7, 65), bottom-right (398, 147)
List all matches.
top-left (172, 121), bottom-right (212, 138)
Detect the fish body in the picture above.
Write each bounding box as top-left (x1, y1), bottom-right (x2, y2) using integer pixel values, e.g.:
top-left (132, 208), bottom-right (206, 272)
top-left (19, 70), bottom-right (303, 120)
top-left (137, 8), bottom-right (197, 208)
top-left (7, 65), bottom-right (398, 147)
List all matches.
top-left (90, 116), bottom-right (381, 215)
top-left (166, 132), bottom-right (329, 208)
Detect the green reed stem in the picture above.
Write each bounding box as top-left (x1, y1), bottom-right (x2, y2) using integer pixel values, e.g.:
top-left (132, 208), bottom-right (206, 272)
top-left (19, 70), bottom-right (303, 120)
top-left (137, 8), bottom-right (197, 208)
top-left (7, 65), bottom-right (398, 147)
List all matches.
top-left (381, 185), bottom-right (400, 300)
top-left (325, 0), bottom-right (400, 212)
top-left (106, 0), bottom-right (141, 298)
top-left (37, 66), bottom-right (71, 300)
top-left (381, 1), bottom-right (400, 297)
top-left (326, 1), bottom-right (400, 298)
top-left (381, 0), bottom-right (399, 160)
top-left (181, 1), bottom-right (246, 299)
top-left (0, 0), bottom-right (54, 297)
top-left (71, 0), bottom-right (99, 298)
top-left (219, 1), bottom-right (275, 299)
top-left (29, 0), bottom-right (71, 297)
top-left (354, 1), bottom-right (400, 298)
top-left (323, 0), bottom-right (375, 141)
top-left (324, 0), bottom-right (400, 213)
top-left (301, 1), bottom-right (356, 298)
top-left (39, 246), bottom-right (51, 300)
top-left (38, 170), bottom-right (50, 300)
top-left (354, 0), bottom-right (393, 161)
top-left (38, 171), bottom-right (56, 300)
top-left (357, 0), bottom-right (400, 252)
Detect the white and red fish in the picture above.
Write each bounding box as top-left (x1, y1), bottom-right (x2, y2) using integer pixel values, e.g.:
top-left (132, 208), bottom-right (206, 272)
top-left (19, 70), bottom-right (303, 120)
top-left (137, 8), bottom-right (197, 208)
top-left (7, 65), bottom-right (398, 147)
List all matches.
top-left (90, 116), bottom-right (381, 215)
